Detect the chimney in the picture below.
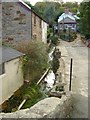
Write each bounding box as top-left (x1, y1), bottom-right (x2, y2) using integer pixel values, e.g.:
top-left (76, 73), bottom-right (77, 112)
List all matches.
top-left (65, 7), bottom-right (70, 14)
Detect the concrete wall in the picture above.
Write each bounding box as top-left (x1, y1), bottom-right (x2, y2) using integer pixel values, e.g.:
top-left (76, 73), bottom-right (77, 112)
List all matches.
top-left (2, 2), bottom-right (32, 43)
top-left (0, 58), bottom-right (24, 105)
top-left (32, 12), bottom-right (42, 41)
top-left (0, 93), bottom-right (73, 118)
top-left (42, 21), bottom-right (47, 44)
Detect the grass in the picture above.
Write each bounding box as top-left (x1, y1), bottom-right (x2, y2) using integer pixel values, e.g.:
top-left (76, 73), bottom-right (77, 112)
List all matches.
top-left (21, 84), bottom-right (43, 109)
top-left (2, 83), bottom-right (43, 113)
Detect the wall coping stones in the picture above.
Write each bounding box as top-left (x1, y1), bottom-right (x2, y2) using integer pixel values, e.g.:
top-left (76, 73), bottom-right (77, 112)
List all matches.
top-left (0, 92), bottom-right (73, 118)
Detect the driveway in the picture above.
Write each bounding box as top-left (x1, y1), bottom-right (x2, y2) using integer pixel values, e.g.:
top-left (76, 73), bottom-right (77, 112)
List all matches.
top-left (57, 35), bottom-right (88, 118)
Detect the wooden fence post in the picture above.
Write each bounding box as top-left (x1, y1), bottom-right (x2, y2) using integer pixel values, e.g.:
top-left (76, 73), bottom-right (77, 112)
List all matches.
top-left (69, 58), bottom-right (73, 91)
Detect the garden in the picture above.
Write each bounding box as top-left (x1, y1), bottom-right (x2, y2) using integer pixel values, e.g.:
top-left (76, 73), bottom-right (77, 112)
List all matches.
top-left (59, 29), bottom-right (77, 42)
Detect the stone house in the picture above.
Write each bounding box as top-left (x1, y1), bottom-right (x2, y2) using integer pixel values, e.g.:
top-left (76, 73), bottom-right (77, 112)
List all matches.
top-left (0, 47), bottom-right (24, 105)
top-left (2, 0), bottom-right (48, 44)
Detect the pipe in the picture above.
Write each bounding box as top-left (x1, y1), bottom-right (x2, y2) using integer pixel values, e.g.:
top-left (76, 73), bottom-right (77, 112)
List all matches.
top-left (18, 99), bottom-right (26, 110)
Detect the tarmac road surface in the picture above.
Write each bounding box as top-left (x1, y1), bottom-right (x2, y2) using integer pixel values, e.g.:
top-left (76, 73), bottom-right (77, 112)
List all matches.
top-left (58, 35), bottom-right (88, 118)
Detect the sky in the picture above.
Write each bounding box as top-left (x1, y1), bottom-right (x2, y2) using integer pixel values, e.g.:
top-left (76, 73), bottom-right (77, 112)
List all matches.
top-left (26, 0), bottom-right (83, 5)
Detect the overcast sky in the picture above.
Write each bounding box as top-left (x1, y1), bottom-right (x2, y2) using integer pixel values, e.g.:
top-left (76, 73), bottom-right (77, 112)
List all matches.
top-left (27, 0), bottom-right (83, 5)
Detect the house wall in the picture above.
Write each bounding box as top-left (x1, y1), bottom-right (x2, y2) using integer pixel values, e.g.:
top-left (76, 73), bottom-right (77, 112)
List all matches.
top-left (0, 58), bottom-right (24, 105)
top-left (58, 23), bottom-right (76, 32)
top-left (32, 12), bottom-right (42, 41)
top-left (2, 2), bottom-right (32, 44)
top-left (42, 21), bottom-right (47, 44)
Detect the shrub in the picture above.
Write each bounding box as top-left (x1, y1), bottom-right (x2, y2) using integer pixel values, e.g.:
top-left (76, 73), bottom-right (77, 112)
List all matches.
top-left (52, 57), bottom-right (59, 73)
top-left (50, 35), bottom-right (58, 45)
top-left (14, 41), bottom-right (49, 83)
top-left (51, 49), bottom-right (59, 73)
top-left (47, 27), bottom-right (53, 39)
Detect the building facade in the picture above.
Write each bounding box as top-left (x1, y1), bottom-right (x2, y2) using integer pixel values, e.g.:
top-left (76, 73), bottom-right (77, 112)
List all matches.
top-left (2, 2), bottom-right (32, 43)
top-left (31, 11), bottom-right (42, 41)
top-left (58, 8), bottom-right (80, 32)
top-left (0, 47), bottom-right (24, 105)
top-left (2, 0), bottom-right (48, 44)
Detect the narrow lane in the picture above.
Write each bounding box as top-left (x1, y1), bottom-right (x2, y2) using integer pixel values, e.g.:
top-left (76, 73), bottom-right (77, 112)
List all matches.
top-left (59, 37), bottom-right (88, 118)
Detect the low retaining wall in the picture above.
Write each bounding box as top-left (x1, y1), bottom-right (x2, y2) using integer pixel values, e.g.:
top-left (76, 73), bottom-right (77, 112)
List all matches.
top-left (0, 92), bottom-right (73, 119)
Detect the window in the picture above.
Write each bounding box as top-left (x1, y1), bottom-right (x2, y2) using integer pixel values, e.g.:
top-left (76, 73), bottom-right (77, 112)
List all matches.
top-left (73, 24), bottom-right (75, 28)
top-left (34, 15), bottom-right (36, 26)
top-left (0, 63), bottom-right (5, 75)
top-left (19, 13), bottom-right (26, 24)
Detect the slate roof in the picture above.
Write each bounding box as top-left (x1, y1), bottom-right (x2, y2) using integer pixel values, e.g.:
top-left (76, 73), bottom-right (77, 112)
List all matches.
top-left (0, 47), bottom-right (25, 64)
top-left (60, 17), bottom-right (76, 24)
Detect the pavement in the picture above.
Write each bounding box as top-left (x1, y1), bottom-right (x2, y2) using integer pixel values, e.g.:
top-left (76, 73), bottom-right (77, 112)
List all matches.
top-left (57, 34), bottom-right (88, 118)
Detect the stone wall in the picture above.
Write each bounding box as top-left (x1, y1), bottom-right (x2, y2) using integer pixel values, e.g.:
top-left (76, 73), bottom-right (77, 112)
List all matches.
top-left (2, 2), bottom-right (32, 44)
top-left (0, 93), bottom-right (73, 118)
top-left (32, 12), bottom-right (42, 41)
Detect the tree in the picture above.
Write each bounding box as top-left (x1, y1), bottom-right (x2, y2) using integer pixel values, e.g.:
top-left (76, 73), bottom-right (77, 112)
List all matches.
top-left (34, 2), bottom-right (62, 26)
top-left (34, 1), bottom-right (79, 26)
top-left (80, 1), bottom-right (90, 39)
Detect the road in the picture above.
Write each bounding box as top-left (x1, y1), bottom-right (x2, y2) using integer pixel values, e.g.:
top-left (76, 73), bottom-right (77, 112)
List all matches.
top-left (58, 35), bottom-right (88, 118)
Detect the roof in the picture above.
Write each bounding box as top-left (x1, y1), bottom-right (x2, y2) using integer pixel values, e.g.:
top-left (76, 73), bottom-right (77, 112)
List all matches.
top-left (58, 12), bottom-right (80, 23)
top-left (59, 17), bottom-right (76, 24)
top-left (73, 15), bottom-right (80, 20)
top-left (58, 13), bottom-right (75, 23)
top-left (0, 47), bottom-right (25, 64)
top-left (19, 0), bottom-right (48, 24)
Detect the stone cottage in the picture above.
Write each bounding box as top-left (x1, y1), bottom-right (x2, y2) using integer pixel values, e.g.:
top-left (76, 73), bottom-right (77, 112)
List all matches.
top-left (2, 0), bottom-right (48, 44)
top-left (0, 47), bottom-right (24, 105)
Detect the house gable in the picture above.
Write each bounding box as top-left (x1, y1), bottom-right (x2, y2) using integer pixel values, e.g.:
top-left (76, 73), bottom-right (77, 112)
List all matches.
top-left (2, 2), bottom-right (32, 43)
top-left (60, 17), bottom-right (76, 24)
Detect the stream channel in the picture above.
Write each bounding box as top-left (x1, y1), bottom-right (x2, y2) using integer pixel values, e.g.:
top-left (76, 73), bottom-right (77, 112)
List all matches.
top-left (39, 46), bottom-right (65, 97)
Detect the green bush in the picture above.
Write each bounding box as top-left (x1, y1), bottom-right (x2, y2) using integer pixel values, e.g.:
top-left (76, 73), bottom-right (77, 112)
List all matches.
top-left (50, 35), bottom-right (58, 45)
top-left (60, 31), bottom-right (77, 41)
top-left (47, 27), bottom-right (53, 40)
top-left (52, 57), bottom-right (59, 73)
top-left (51, 50), bottom-right (59, 73)
top-left (14, 41), bottom-right (49, 83)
